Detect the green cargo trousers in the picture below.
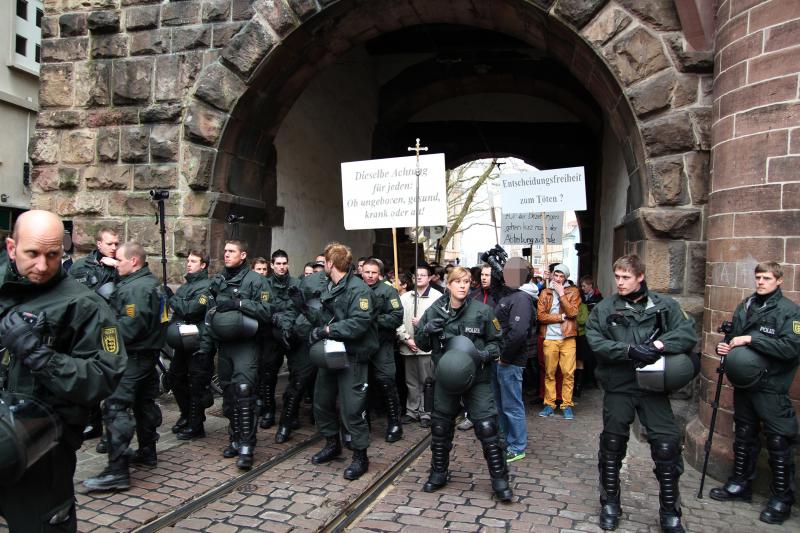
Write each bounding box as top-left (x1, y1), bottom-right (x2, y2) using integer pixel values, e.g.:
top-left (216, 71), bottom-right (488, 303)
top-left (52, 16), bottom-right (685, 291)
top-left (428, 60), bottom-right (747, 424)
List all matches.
top-left (314, 357), bottom-right (370, 450)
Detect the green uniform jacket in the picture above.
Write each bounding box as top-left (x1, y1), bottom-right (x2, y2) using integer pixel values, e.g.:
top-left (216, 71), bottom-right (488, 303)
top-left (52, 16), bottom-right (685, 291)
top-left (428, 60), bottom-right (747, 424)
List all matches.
top-left (201, 265), bottom-right (273, 351)
top-left (306, 269), bottom-right (379, 361)
top-left (0, 251), bottom-right (127, 449)
top-left (169, 269), bottom-right (211, 325)
top-left (111, 265), bottom-right (167, 353)
top-left (370, 280), bottom-right (404, 341)
top-left (266, 272), bottom-right (300, 338)
top-left (730, 288), bottom-right (800, 393)
top-left (586, 290), bottom-right (698, 394)
top-left (294, 270), bottom-right (328, 339)
top-left (69, 249), bottom-right (117, 291)
top-left (414, 293), bottom-right (504, 366)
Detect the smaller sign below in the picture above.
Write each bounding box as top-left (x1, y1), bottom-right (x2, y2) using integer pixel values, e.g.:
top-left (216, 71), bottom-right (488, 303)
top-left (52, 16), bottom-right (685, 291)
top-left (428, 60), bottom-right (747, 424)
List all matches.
top-left (501, 166), bottom-right (586, 213)
top-left (501, 212), bottom-right (564, 246)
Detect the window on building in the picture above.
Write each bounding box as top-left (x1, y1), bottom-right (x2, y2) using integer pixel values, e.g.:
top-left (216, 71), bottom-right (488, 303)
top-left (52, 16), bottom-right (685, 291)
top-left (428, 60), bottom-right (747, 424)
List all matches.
top-left (15, 35), bottom-right (27, 56)
top-left (35, 43), bottom-right (40, 63)
top-left (17, 0), bottom-right (28, 20)
top-left (36, 8), bottom-right (42, 27)
top-left (11, 0), bottom-right (42, 75)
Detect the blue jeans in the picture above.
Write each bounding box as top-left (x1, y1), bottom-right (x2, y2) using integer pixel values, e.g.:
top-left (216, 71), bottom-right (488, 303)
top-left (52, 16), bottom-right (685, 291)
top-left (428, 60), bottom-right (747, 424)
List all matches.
top-left (492, 363), bottom-right (527, 455)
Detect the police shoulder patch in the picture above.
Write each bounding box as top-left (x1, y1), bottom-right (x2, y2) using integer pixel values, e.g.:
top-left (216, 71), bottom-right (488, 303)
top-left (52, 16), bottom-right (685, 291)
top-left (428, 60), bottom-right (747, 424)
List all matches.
top-left (125, 304), bottom-right (136, 317)
top-left (102, 326), bottom-right (120, 354)
top-left (793, 320), bottom-right (800, 335)
top-left (261, 291), bottom-right (270, 302)
top-left (391, 298), bottom-right (400, 309)
top-left (492, 318), bottom-right (501, 331)
top-left (359, 298), bottom-right (370, 311)
top-left (199, 295), bottom-right (208, 305)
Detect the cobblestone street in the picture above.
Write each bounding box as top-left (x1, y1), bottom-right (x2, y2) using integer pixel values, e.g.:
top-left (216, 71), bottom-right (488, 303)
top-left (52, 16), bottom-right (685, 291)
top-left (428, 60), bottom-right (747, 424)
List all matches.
top-left (2, 387), bottom-right (797, 532)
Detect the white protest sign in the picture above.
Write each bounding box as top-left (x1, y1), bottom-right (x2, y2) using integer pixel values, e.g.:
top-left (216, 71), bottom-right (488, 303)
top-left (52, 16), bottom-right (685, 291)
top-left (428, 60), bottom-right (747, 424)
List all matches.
top-left (341, 154), bottom-right (447, 230)
top-left (501, 212), bottom-right (564, 246)
top-left (501, 166), bottom-right (586, 213)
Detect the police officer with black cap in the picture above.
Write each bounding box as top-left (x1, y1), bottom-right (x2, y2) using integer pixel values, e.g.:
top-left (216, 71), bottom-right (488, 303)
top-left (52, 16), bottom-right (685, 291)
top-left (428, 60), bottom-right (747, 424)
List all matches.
top-left (586, 255), bottom-right (698, 532)
top-left (0, 210), bottom-right (126, 531)
top-left (709, 261), bottom-right (800, 525)
top-left (414, 265), bottom-right (512, 502)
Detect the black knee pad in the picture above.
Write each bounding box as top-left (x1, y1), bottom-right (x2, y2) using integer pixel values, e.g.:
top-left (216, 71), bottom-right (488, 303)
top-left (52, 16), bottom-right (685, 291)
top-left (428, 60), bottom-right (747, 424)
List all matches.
top-left (651, 439), bottom-right (681, 461)
top-left (235, 383), bottom-right (253, 398)
top-left (431, 421), bottom-right (454, 439)
top-left (734, 421), bottom-right (759, 441)
top-left (766, 434), bottom-right (792, 452)
top-left (102, 400), bottom-right (127, 417)
top-left (473, 417), bottom-right (498, 440)
top-left (600, 432), bottom-right (628, 453)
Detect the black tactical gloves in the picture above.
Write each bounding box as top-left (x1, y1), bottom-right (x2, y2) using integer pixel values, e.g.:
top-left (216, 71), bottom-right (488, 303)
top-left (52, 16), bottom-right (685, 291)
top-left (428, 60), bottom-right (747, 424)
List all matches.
top-left (0, 311), bottom-right (54, 371)
top-left (423, 318), bottom-right (446, 335)
top-left (628, 343), bottom-right (662, 367)
top-left (309, 326), bottom-right (329, 345)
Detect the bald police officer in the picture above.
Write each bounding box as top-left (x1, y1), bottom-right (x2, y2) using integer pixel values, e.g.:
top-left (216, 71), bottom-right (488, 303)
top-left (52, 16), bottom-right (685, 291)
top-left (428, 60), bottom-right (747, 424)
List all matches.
top-left (0, 210), bottom-right (126, 531)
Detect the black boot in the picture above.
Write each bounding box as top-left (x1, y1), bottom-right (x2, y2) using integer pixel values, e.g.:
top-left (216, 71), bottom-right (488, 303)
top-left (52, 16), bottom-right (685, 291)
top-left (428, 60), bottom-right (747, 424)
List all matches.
top-left (235, 383), bottom-right (257, 470)
top-left (83, 456), bottom-right (130, 492)
top-left (258, 375), bottom-right (276, 429)
top-left (710, 422), bottom-right (758, 502)
top-left (423, 420), bottom-right (453, 493)
top-left (652, 440), bottom-right (685, 533)
top-left (760, 434), bottom-right (795, 525)
top-left (128, 444), bottom-right (157, 467)
top-left (343, 448), bottom-right (369, 480)
top-left (342, 430), bottom-right (353, 450)
top-left (95, 435), bottom-right (108, 454)
top-left (381, 381), bottom-right (403, 443)
top-left (222, 388), bottom-right (240, 458)
top-left (170, 374), bottom-right (190, 433)
top-left (474, 418), bottom-right (513, 502)
top-left (177, 397), bottom-right (206, 440)
top-left (276, 385), bottom-right (302, 444)
top-left (312, 435), bottom-right (342, 464)
top-left (598, 432), bottom-right (627, 531)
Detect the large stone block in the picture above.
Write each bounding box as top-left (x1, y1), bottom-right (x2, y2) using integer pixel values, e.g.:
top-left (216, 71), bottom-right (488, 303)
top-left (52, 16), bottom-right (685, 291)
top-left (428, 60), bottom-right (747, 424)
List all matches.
top-left (232, 0), bottom-right (254, 20)
top-left (133, 164), bottom-right (179, 189)
top-left (605, 27), bottom-right (670, 86)
top-left (42, 37), bottom-right (89, 62)
top-left (182, 191), bottom-right (214, 216)
top-left (41, 15), bottom-right (59, 38)
top-left (61, 129), bottom-right (97, 164)
top-left (31, 167), bottom-right (63, 193)
top-left (109, 191), bottom-right (180, 216)
top-left (38, 110), bottom-right (83, 129)
top-left (53, 192), bottom-right (105, 217)
top-left (618, 0), bottom-right (680, 30)
top-left (195, 62), bottom-right (246, 111)
top-left (150, 125), bottom-right (180, 161)
top-left (120, 126), bottom-right (150, 163)
top-left (181, 143), bottom-right (216, 190)
top-left (71, 218), bottom-right (125, 253)
top-left (84, 164), bottom-right (133, 190)
top-left (59, 13), bottom-right (88, 36)
top-left (203, 0), bottom-right (231, 22)
top-left (29, 129), bottom-right (61, 165)
top-left (140, 102), bottom-right (184, 123)
top-left (173, 219), bottom-right (210, 256)
top-left (648, 156), bottom-right (686, 206)
top-left (221, 19), bottom-right (274, 79)
top-left (86, 107), bottom-right (139, 127)
top-left (97, 127), bottom-right (120, 162)
top-left (126, 218), bottom-right (175, 255)
top-left (40, 64), bottom-right (73, 107)
top-left (88, 10), bottom-right (121, 33)
top-left (254, 0), bottom-right (299, 37)
top-left (581, 7), bottom-right (631, 46)
top-left (75, 61), bottom-right (111, 107)
top-left (665, 35), bottom-right (714, 73)
top-left (125, 5), bottom-right (160, 31)
top-left (641, 207), bottom-right (702, 240)
top-left (113, 58), bottom-right (153, 104)
top-left (91, 34), bottom-right (129, 58)
top-left (130, 29), bottom-right (170, 55)
top-left (172, 27), bottom-right (212, 52)
top-left (687, 242), bottom-right (707, 295)
top-left (184, 100), bottom-right (227, 146)
top-left (627, 69), bottom-right (673, 117)
top-left (212, 22), bottom-right (246, 48)
top-left (288, 0), bottom-right (318, 20)
top-left (155, 53), bottom-right (203, 101)
top-left (684, 151), bottom-right (709, 205)
top-left (641, 111), bottom-right (696, 157)
top-left (162, 0), bottom-right (201, 26)
top-left (553, 0), bottom-right (607, 29)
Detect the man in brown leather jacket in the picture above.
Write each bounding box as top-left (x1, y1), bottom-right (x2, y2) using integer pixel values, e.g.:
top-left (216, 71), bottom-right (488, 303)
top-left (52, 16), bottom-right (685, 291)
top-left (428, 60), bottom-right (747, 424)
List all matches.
top-left (537, 264), bottom-right (580, 420)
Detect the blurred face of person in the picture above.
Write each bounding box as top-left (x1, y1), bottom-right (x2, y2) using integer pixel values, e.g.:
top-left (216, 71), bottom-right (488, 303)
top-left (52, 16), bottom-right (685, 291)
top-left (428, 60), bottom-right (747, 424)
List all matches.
top-left (303, 265), bottom-right (314, 276)
top-left (580, 280), bottom-right (594, 295)
top-left (480, 267), bottom-right (492, 289)
top-left (755, 271), bottom-right (782, 295)
top-left (115, 248), bottom-right (137, 277)
top-left (272, 256), bottom-right (288, 276)
top-left (223, 243), bottom-right (246, 268)
top-left (7, 215), bottom-right (64, 285)
top-left (97, 231), bottom-right (119, 258)
top-left (552, 271), bottom-right (566, 285)
top-left (415, 268), bottom-right (431, 290)
top-left (357, 260), bottom-right (365, 275)
top-left (186, 254), bottom-right (206, 274)
top-left (253, 262), bottom-right (268, 276)
top-left (448, 273), bottom-right (471, 306)
top-left (362, 263), bottom-right (381, 286)
top-left (615, 268), bottom-right (644, 296)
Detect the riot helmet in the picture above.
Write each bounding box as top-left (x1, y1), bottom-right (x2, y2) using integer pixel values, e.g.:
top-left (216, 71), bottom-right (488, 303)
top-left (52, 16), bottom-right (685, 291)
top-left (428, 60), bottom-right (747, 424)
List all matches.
top-left (309, 339), bottom-right (349, 370)
top-left (0, 393), bottom-right (62, 486)
top-left (206, 308), bottom-right (258, 340)
top-left (725, 346), bottom-right (769, 389)
top-left (636, 353), bottom-right (700, 392)
top-left (165, 322), bottom-right (200, 351)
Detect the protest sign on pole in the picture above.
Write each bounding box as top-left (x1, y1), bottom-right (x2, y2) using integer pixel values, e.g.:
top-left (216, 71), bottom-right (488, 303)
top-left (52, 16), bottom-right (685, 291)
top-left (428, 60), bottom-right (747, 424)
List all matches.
top-left (501, 212), bottom-right (563, 246)
top-left (501, 166), bottom-right (586, 214)
top-left (340, 153), bottom-right (447, 230)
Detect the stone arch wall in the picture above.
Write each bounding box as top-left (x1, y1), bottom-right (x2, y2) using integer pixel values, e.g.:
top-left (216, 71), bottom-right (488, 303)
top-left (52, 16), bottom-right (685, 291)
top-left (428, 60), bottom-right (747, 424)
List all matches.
top-left (31, 0), bottom-right (711, 290)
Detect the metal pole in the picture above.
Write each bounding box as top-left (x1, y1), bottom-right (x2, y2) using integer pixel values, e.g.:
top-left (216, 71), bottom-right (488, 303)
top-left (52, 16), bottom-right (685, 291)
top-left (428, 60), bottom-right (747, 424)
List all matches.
top-left (408, 138), bottom-right (427, 317)
top-left (158, 199), bottom-right (168, 290)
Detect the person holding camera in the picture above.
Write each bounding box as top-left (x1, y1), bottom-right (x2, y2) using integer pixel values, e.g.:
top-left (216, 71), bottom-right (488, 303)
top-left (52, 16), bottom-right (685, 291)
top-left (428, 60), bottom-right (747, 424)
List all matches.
top-left (709, 261), bottom-right (800, 525)
top-left (0, 211), bottom-right (126, 532)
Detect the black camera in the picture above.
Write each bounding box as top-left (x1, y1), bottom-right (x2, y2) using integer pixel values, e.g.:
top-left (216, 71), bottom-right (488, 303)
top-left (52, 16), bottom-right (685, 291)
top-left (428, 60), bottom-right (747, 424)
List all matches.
top-left (149, 189), bottom-right (169, 201)
top-left (226, 214), bottom-right (245, 223)
top-left (480, 244), bottom-right (508, 280)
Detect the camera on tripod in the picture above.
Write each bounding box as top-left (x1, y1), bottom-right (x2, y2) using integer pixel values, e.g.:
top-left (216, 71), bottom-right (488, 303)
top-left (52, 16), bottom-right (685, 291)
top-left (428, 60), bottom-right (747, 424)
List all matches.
top-left (149, 189), bottom-right (169, 201)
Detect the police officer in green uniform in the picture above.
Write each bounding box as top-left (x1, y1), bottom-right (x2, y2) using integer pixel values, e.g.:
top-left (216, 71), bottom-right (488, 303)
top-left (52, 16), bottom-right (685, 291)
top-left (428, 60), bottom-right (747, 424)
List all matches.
top-left (166, 249), bottom-right (213, 440)
top-left (586, 255), bottom-right (698, 533)
top-left (414, 266), bottom-right (513, 502)
top-left (709, 261), bottom-right (800, 524)
top-left (303, 242), bottom-right (377, 480)
top-left (84, 242), bottom-right (168, 492)
top-left (361, 258), bottom-right (405, 442)
top-left (199, 240), bottom-right (273, 470)
top-left (258, 250), bottom-right (299, 430)
top-left (0, 210), bottom-right (126, 531)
